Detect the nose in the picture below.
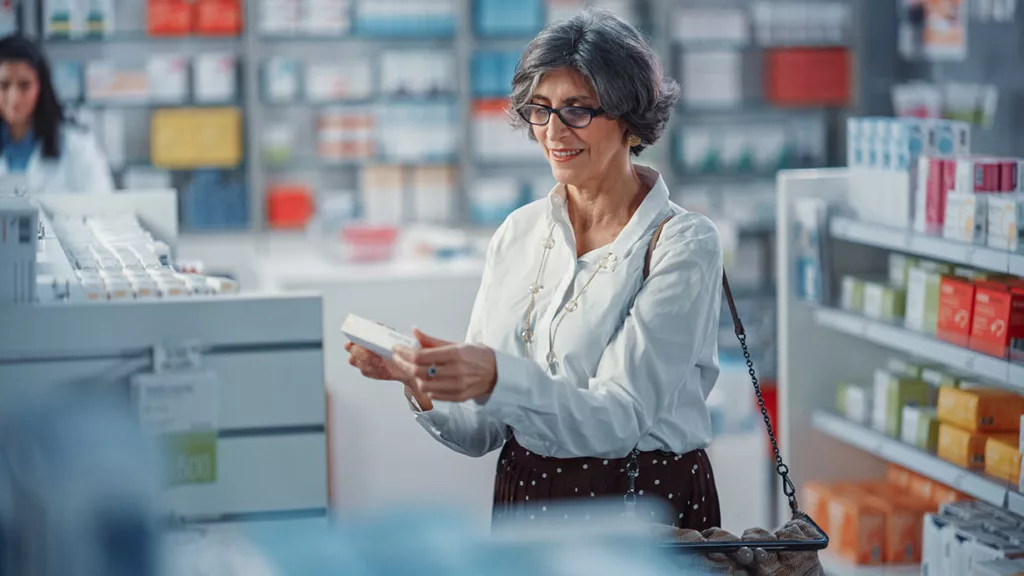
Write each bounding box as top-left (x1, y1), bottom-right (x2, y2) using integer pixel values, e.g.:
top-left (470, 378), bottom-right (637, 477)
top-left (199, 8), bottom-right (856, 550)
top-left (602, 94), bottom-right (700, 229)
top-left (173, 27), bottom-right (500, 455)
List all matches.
top-left (544, 112), bottom-right (572, 143)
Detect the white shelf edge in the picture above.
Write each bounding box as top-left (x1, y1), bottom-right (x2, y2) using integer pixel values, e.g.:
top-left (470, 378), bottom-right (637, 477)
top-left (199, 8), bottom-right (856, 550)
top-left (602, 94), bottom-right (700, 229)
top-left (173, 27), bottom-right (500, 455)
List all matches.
top-left (830, 216), bottom-right (1024, 276)
top-left (814, 307), bottom-right (1020, 390)
top-left (811, 411), bottom-right (1013, 507)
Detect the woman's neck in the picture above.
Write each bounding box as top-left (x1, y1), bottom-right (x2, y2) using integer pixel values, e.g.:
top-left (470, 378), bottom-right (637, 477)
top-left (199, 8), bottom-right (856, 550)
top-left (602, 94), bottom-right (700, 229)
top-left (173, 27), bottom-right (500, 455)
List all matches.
top-left (6, 122), bottom-right (31, 142)
top-left (565, 162), bottom-right (646, 233)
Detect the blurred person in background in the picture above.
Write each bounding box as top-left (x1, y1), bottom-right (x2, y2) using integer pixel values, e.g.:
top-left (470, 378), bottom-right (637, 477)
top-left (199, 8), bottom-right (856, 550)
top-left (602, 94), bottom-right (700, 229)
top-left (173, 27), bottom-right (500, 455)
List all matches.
top-left (0, 35), bottom-right (113, 194)
top-left (347, 9), bottom-right (723, 530)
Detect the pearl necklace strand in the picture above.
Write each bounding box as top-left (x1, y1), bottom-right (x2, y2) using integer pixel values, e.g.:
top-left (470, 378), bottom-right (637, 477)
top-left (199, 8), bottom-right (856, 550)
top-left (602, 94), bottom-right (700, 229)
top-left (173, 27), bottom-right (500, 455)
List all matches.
top-left (521, 224), bottom-right (617, 374)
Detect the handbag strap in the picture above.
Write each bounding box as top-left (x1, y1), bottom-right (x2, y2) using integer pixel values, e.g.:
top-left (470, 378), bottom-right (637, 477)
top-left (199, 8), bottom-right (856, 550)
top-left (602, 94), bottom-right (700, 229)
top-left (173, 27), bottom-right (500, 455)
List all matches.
top-left (632, 216), bottom-right (799, 515)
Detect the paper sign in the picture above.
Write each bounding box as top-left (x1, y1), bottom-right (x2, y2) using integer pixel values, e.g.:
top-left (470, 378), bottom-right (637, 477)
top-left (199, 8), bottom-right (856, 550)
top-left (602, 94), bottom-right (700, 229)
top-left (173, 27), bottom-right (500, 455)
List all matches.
top-left (131, 370), bottom-right (219, 486)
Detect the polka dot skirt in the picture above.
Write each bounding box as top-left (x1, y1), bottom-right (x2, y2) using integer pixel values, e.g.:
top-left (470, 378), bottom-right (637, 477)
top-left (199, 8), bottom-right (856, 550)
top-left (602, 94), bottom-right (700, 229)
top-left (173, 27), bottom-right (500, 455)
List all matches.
top-left (492, 436), bottom-right (721, 530)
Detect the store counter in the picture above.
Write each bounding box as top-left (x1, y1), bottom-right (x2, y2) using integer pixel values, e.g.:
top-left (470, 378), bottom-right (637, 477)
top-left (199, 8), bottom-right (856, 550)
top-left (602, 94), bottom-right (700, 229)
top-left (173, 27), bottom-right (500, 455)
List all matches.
top-left (179, 233), bottom-right (496, 528)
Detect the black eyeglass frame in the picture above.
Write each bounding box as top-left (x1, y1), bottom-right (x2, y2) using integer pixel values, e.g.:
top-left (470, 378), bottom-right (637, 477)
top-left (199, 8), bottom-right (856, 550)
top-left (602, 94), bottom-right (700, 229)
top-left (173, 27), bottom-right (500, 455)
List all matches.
top-left (518, 103), bottom-right (607, 129)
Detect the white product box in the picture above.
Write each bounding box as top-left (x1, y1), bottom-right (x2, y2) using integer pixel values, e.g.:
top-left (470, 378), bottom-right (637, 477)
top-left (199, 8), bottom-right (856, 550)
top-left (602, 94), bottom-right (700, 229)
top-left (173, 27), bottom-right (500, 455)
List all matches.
top-left (263, 58), bottom-right (301, 103)
top-left (341, 314), bottom-right (419, 360)
top-left (260, 0), bottom-right (302, 35)
top-left (871, 369), bottom-right (891, 433)
top-left (987, 194), bottom-right (1023, 251)
top-left (965, 533), bottom-right (1024, 576)
top-left (901, 405), bottom-right (937, 447)
top-left (147, 55), bottom-right (188, 103)
top-left (305, 61), bottom-right (373, 102)
top-left (838, 384), bottom-right (871, 424)
top-left (302, 0), bottom-right (351, 35)
top-left (862, 282), bottom-right (885, 320)
top-left (973, 558), bottom-right (1024, 576)
top-left (681, 50), bottom-right (743, 107)
top-left (193, 54), bottom-right (237, 103)
top-left (924, 514), bottom-right (982, 576)
top-left (944, 192), bottom-right (988, 243)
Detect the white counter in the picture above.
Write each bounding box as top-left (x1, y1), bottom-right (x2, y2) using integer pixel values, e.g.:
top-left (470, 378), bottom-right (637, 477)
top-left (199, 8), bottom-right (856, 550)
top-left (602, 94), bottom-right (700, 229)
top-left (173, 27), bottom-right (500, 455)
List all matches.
top-left (178, 233), bottom-right (496, 528)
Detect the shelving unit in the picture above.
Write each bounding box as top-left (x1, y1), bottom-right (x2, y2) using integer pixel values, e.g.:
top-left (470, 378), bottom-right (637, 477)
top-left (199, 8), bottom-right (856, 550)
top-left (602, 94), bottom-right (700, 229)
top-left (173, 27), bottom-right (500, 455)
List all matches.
top-left (814, 307), bottom-right (1024, 389)
top-left (778, 167), bottom-right (1024, 574)
top-left (831, 216), bottom-right (1024, 277)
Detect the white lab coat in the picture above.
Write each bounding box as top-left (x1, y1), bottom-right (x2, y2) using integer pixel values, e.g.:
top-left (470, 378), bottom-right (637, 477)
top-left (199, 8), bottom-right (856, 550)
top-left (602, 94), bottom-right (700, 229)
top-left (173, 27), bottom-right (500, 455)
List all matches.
top-left (0, 126), bottom-right (114, 194)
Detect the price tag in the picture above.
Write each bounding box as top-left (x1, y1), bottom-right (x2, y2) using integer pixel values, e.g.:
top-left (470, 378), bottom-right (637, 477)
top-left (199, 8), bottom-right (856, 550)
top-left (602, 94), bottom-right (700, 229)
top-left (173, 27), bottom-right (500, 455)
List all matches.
top-left (131, 370), bottom-right (219, 486)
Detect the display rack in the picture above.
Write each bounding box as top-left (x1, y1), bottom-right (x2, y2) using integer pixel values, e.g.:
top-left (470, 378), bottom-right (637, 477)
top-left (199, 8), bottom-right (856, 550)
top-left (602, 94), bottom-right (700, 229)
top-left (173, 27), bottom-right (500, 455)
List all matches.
top-left (0, 191), bottom-right (329, 524)
top-left (777, 168), bottom-right (1024, 574)
top-left (16, 0), bottom-right (862, 239)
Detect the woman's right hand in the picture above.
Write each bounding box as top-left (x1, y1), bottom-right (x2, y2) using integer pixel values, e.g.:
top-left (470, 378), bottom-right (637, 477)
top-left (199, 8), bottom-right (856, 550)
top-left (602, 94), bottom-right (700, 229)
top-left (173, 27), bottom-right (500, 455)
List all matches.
top-left (345, 341), bottom-right (433, 411)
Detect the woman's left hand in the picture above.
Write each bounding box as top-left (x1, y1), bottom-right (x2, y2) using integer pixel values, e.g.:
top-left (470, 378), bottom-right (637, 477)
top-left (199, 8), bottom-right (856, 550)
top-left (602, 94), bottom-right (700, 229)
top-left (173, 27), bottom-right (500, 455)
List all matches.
top-left (392, 329), bottom-right (498, 403)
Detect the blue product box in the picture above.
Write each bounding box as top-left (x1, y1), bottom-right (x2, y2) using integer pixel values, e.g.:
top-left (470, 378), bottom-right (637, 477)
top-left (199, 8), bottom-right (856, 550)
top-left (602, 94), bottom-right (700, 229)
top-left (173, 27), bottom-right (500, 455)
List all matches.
top-left (475, 0), bottom-right (544, 37)
top-left (472, 51), bottom-right (502, 97)
top-left (355, 1), bottom-right (456, 38)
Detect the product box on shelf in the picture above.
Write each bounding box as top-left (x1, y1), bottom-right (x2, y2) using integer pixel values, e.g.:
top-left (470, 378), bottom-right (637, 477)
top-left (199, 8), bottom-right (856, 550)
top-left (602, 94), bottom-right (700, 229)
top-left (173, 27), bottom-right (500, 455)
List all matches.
top-left (945, 192), bottom-right (989, 243)
top-left (938, 386), bottom-right (1024, 433)
top-left (863, 281), bottom-right (906, 322)
top-left (988, 194), bottom-right (1024, 252)
top-left (938, 275), bottom-right (977, 346)
top-left (860, 491), bottom-right (933, 564)
top-left (837, 382), bottom-right (872, 424)
top-left (974, 558), bottom-right (1024, 576)
top-left (827, 490), bottom-right (886, 565)
top-left (985, 435), bottom-right (1021, 486)
top-left (848, 116), bottom-right (970, 229)
top-left (907, 261), bottom-right (954, 335)
top-left (969, 284), bottom-right (1024, 359)
top-left (938, 422), bottom-right (988, 469)
top-left (962, 531), bottom-right (1024, 576)
top-left (902, 405), bottom-right (940, 451)
top-left (886, 464), bottom-right (913, 490)
top-left (840, 275), bottom-right (865, 313)
top-left (889, 253), bottom-right (918, 289)
top-left (909, 472), bottom-right (938, 503)
top-left (872, 369), bottom-right (929, 436)
top-left (923, 514), bottom-right (980, 576)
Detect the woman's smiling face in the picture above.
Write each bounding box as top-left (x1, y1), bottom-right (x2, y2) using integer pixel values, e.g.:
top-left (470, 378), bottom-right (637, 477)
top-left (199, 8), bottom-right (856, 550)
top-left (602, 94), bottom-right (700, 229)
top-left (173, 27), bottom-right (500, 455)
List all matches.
top-left (529, 67), bottom-right (629, 188)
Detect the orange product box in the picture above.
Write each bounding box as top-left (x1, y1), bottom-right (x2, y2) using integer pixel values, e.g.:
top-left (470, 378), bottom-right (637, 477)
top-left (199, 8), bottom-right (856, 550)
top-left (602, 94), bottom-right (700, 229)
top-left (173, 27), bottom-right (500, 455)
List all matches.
top-left (931, 483), bottom-right (972, 506)
top-left (828, 491), bottom-right (887, 565)
top-left (937, 385), bottom-right (1024, 432)
top-left (801, 481), bottom-right (862, 533)
top-left (938, 422), bottom-right (988, 469)
top-left (147, 0), bottom-right (192, 36)
top-left (886, 464), bottom-right (913, 490)
top-left (985, 434), bottom-right (1022, 486)
top-left (938, 276), bottom-right (977, 347)
top-left (969, 283), bottom-right (1024, 359)
top-left (860, 492), bottom-right (933, 564)
top-left (195, 0), bottom-right (242, 36)
top-left (908, 472), bottom-right (937, 503)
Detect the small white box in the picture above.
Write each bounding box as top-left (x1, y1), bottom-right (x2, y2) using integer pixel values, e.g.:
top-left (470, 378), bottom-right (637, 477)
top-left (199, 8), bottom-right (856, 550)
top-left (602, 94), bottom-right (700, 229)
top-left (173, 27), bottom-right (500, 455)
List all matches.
top-left (973, 558), bottom-right (1024, 576)
top-left (944, 192), bottom-right (988, 243)
top-left (341, 314), bottom-right (419, 360)
top-left (987, 194), bottom-right (1023, 251)
top-left (193, 54), bottom-right (237, 103)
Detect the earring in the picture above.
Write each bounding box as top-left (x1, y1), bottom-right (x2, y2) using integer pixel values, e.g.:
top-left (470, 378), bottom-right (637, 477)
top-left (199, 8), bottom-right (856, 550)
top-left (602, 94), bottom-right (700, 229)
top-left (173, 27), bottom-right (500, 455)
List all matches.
top-left (628, 134), bottom-right (642, 147)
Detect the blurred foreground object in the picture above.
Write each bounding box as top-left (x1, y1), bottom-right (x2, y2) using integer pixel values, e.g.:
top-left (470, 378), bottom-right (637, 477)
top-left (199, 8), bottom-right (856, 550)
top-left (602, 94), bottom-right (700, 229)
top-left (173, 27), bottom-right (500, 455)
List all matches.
top-left (0, 393), bottom-right (163, 576)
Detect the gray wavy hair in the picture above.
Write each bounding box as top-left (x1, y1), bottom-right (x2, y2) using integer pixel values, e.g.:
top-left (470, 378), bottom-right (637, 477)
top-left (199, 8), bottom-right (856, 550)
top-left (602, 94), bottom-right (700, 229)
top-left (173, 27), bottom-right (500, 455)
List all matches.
top-left (508, 8), bottom-right (680, 156)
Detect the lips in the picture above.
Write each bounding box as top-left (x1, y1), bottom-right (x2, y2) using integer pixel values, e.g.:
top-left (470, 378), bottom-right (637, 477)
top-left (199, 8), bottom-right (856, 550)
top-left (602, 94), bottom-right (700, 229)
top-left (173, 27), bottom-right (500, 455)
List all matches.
top-left (550, 148), bottom-right (583, 163)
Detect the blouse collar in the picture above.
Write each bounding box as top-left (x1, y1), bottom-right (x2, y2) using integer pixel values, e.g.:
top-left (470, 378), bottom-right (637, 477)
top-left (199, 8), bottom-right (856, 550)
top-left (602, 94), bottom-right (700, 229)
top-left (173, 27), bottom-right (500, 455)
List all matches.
top-left (545, 165), bottom-right (671, 262)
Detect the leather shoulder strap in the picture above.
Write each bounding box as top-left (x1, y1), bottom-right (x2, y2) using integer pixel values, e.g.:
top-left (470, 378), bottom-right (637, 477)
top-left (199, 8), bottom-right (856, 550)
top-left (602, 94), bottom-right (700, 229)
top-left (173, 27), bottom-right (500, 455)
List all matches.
top-left (642, 215), bottom-right (745, 337)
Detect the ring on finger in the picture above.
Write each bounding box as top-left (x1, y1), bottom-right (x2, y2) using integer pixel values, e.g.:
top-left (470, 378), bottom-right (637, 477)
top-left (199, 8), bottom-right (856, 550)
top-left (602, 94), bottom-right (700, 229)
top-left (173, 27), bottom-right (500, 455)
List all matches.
top-left (427, 364), bottom-right (438, 379)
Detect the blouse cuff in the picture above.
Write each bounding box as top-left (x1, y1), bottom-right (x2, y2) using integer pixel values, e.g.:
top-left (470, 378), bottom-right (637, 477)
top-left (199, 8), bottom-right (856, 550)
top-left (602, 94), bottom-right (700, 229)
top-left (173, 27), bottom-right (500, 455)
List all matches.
top-left (477, 349), bottom-right (541, 422)
top-left (406, 388), bottom-right (451, 430)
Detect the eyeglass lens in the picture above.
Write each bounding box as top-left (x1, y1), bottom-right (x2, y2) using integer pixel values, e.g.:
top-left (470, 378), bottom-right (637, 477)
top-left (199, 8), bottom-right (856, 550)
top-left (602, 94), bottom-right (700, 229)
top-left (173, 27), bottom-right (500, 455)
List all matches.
top-left (523, 105), bottom-right (596, 128)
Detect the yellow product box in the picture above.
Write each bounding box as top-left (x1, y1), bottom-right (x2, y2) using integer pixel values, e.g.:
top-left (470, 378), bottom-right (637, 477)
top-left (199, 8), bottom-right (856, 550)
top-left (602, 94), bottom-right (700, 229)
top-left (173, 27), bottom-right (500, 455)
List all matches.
top-left (985, 434), bottom-right (1022, 486)
top-left (151, 107), bottom-right (243, 168)
top-left (938, 422), bottom-right (988, 469)
top-left (937, 386), bottom-right (1024, 433)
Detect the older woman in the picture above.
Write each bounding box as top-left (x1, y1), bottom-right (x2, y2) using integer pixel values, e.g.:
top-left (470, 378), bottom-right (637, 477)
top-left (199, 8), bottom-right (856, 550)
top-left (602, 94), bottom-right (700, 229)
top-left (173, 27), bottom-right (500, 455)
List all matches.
top-left (345, 8), bottom-right (723, 530)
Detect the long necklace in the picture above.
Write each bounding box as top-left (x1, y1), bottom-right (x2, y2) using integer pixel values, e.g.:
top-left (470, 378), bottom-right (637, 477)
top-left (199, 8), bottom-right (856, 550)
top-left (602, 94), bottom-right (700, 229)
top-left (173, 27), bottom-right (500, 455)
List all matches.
top-left (520, 224), bottom-right (617, 374)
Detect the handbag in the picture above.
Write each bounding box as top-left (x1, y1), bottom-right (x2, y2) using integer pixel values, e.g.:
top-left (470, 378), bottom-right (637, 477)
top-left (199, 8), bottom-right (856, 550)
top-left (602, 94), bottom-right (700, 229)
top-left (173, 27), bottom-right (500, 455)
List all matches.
top-left (633, 217), bottom-right (828, 574)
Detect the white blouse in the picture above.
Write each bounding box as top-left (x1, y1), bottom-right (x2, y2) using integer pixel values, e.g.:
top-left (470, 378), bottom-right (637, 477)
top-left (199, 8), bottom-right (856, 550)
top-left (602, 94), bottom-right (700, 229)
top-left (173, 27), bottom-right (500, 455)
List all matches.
top-left (411, 166), bottom-right (723, 459)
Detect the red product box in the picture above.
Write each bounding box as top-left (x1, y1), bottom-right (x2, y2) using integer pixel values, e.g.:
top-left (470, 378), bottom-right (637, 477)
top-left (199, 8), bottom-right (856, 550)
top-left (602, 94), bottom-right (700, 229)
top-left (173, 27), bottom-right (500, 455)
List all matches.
top-left (194, 0), bottom-right (242, 36)
top-left (147, 0), bottom-right (192, 36)
top-left (956, 157), bottom-right (1004, 194)
top-left (969, 283), bottom-right (1024, 358)
top-left (925, 157), bottom-right (958, 232)
top-left (1001, 161), bottom-right (1020, 192)
top-left (938, 276), bottom-right (976, 347)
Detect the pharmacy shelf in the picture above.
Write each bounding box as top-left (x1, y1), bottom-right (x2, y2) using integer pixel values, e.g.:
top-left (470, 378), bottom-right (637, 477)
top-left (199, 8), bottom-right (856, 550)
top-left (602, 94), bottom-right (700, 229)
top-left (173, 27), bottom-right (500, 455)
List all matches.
top-left (830, 216), bottom-right (1024, 277)
top-left (821, 554), bottom-right (919, 576)
top-left (811, 411), bottom-right (1017, 508)
top-left (814, 307), bottom-right (1024, 390)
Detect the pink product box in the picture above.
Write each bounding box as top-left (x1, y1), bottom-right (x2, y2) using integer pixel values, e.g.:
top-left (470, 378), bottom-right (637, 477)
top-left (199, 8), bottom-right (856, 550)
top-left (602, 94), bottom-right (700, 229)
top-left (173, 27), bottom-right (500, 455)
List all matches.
top-left (956, 157), bottom-right (1023, 194)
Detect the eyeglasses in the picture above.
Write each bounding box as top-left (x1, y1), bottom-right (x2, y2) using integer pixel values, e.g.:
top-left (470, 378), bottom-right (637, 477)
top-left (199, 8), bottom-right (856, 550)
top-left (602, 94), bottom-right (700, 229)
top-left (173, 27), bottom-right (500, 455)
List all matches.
top-left (518, 104), bottom-right (605, 129)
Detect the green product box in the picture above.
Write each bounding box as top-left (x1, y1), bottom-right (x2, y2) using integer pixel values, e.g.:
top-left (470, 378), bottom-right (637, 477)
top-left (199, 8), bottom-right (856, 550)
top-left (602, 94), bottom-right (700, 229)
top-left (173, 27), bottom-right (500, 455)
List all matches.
top-left (840, 276), bottom-right (865, 313)
top-left (873, 369), bottom-right (930, 436)
top-left (905, 266), bottom-right (944, 335)
top-left (889, 253), bottom-right (918, 289)
top-left (901, 405), bottom-right (940, 451)
top-left (837, 382), bottom-right (872, 424)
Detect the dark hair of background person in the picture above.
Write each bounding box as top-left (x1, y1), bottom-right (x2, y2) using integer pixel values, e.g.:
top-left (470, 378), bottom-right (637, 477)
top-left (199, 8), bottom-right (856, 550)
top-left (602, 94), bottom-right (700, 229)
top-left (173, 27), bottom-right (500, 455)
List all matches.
top-left (0, 34), bottom-right (67, 159)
